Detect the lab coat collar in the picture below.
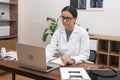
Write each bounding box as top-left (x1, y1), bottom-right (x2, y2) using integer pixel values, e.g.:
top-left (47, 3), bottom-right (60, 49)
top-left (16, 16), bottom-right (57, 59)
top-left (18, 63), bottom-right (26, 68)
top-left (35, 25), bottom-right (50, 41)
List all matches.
top-left (60, 23), bottom-right (79, 42)
top-left (60, 23), bottom-right (79, 33)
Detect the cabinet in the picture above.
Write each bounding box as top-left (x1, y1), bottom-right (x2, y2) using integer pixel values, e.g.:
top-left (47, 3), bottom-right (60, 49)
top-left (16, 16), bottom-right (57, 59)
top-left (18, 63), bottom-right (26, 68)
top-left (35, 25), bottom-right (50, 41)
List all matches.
top-left (90, 34), bottom-right (120, 68)
top-left (0, 0), bottom-right (18, 50)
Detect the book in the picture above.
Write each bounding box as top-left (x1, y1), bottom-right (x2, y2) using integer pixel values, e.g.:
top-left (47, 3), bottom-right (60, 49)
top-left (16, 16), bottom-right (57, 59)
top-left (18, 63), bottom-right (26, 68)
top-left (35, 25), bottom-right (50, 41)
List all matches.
top-left (48, 57), bottom-right (66, 66)
top-left (60, 67), bottom-right (91, 80)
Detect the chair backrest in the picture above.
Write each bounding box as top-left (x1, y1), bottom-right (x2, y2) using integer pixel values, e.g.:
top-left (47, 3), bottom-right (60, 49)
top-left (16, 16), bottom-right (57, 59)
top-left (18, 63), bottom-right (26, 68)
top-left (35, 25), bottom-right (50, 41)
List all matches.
top-left (88, 50), bottom-right (97, 64)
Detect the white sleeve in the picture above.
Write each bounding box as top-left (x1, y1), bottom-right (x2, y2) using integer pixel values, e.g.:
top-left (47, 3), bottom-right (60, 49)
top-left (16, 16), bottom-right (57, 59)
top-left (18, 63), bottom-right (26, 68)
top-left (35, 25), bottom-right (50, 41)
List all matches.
top-left (46, 29), bottom-right (59, 62)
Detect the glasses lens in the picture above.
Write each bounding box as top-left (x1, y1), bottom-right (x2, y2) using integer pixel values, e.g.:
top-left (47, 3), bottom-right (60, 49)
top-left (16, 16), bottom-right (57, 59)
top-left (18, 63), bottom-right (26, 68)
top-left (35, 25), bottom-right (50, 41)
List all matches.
top-left (60, 16), bottom-right (72, 22)
top-left (66, 18), bottom-right (72, 22)
top-left (60, 16), bottom-right (65, 20)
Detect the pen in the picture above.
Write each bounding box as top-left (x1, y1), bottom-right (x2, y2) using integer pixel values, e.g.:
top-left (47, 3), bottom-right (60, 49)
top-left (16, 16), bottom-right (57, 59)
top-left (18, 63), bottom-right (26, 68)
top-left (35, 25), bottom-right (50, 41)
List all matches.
top-left (48, 57), bottom-right (58, 62)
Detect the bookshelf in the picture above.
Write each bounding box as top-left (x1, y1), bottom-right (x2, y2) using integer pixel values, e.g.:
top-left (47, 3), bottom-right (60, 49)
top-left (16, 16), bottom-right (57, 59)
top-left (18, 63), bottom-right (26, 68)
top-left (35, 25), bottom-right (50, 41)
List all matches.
top-left (90, 34), bottom-right (120, 68)
top-left (0, 0), bottom-right (18, 50)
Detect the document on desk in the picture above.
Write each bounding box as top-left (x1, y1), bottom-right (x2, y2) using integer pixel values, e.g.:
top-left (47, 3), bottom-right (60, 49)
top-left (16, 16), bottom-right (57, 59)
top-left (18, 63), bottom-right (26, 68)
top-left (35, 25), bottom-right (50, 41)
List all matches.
top-left (5, 51), bottom-right (17, 60)
top-left (48, 57), bottom-right (66, 66)
top-left (60, 67), bottom-right (91, 80)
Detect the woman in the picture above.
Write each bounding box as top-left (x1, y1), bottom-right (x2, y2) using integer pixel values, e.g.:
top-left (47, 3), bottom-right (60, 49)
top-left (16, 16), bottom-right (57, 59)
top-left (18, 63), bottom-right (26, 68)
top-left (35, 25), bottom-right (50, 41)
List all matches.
top-left (46, 6), bottom-right (90, 65)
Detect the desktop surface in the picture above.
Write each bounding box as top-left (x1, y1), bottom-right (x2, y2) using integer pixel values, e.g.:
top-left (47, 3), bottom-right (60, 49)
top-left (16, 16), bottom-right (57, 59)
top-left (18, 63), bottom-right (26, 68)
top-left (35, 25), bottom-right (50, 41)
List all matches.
top-left (0, 59), bottom-right (61, 80)
top-left (0, 59), bottom-right (120, 80)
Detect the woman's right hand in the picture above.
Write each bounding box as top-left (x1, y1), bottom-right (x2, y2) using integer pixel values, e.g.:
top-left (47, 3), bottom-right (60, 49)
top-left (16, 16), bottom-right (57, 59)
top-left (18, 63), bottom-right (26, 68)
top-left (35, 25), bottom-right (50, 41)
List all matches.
top-left (61, 55), bottom-right (75, 65)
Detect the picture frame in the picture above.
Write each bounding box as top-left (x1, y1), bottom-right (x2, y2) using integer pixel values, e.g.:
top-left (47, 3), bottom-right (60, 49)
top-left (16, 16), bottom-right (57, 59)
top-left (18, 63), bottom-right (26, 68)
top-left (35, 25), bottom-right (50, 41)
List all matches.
top-left (86, 0), bottom-right (105, 10)
top-left (70, 0), bottom-right (87, 10)
top-left (70, 0), bottom-right (105, 10)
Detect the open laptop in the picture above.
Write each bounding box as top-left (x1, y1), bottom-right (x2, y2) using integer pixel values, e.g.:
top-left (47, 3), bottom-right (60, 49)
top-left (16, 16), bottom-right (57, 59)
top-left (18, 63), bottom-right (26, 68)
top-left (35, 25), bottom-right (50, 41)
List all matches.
top-left (16, 43), bottom-right (60, 72)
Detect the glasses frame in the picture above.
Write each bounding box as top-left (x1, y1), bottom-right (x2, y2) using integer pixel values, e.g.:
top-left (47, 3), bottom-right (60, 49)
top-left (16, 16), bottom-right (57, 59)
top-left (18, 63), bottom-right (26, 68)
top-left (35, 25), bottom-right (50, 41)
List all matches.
top-left (60, 16), bottom-right (73, 22)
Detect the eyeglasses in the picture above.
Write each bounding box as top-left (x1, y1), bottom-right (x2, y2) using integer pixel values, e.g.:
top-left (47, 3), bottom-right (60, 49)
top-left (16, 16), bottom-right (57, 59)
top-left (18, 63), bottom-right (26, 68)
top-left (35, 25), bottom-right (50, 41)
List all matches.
top-left (60, 16), bottom-right (73, 22)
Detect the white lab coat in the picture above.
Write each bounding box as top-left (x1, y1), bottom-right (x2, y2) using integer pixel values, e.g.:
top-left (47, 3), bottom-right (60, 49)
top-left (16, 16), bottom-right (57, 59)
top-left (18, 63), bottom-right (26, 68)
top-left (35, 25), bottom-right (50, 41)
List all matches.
top-left (46, 23), bottom-right (90, 64)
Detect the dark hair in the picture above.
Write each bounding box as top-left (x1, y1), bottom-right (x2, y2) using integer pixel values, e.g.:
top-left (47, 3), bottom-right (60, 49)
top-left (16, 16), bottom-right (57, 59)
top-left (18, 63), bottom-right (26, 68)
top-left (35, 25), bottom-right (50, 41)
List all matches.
top-left (61, 6), bottom-right (77, 18)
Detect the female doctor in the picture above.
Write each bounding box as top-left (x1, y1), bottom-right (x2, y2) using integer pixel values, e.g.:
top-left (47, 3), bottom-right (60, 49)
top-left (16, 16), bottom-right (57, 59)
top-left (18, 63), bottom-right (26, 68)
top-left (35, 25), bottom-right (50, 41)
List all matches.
top-left (46, 6), bottom-right (90, 65)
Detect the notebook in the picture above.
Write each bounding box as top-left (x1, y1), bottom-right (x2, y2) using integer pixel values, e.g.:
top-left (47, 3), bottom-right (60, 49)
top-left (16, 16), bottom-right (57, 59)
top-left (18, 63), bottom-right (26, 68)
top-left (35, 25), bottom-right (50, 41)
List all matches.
top-left (49, 57), bottom-right (66, 66)
top-left (16, 43), bottom-right (60, 72)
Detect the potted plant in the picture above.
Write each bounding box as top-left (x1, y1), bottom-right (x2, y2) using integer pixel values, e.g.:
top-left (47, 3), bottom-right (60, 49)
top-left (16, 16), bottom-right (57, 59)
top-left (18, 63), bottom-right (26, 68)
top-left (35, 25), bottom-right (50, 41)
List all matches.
top-left (42, 17), bottom-right (59, 42)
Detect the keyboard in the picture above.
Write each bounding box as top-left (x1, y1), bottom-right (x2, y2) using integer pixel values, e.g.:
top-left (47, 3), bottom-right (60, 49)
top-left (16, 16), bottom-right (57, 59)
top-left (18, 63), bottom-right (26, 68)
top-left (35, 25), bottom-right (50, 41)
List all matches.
top-left (47, 66), bottom-right (53, 70)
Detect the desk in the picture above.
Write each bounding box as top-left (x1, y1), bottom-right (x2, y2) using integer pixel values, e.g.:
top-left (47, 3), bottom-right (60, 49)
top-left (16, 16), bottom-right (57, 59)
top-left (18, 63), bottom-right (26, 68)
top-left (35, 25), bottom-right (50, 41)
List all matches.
top-left (0, 59), bottom-right (61, 80)
top-left (0, 59), bottom-right (119, 80)
top-left (0, 59), bottom-right (94, 80)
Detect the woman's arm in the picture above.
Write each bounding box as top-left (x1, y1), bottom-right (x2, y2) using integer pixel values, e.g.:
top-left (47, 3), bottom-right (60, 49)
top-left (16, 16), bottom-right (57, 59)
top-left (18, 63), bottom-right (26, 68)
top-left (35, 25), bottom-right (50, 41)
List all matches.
top-left (46, 29), bottom-right (59, 61)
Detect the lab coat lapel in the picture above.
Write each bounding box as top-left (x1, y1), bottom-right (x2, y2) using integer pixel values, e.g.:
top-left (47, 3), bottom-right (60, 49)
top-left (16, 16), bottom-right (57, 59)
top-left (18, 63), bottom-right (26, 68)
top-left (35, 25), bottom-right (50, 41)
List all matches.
top-left (60, 27), bottom-right (67, 42)
top-left (63, 32), bottom-right (67, 42)
top-left (69, 24), bottom-right (78, 41)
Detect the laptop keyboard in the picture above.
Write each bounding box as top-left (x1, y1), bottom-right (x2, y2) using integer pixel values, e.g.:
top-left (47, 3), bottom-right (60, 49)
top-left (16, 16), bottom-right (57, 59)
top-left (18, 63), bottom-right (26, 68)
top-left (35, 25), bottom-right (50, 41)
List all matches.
top-left (47, 66), bottom-right (53, 70)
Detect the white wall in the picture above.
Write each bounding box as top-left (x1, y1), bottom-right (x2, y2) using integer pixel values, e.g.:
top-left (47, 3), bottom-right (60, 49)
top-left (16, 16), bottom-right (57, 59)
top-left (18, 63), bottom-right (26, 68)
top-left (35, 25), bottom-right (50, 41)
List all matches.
top-left (19, 0), bottom-right (47, 46)
top-left (78, 0), bottom-right (120, 36)
top-left (18, 0), bottom-right (120, 47)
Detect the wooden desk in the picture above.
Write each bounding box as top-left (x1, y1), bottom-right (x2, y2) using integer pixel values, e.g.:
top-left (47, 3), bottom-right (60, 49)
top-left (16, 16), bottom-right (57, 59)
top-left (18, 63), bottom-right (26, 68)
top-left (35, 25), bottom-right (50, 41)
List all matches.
top-left (0, 59), bottom-right (94, 80)
top-left (0, 59), bottom-right (59, 80)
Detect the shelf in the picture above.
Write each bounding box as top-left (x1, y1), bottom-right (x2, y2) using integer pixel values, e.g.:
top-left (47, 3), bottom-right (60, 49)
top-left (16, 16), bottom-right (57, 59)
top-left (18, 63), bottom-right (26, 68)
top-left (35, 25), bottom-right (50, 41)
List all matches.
top-left (109, 56), bottom-right (119, 68)
top-left (98, 40), bottom-right (109, 52)
top-left (0, 36), bottom-right (17, 40)
top-left (0, 0), bottom-right (18, 50)
top-left (97, 51), bottom-right (108, 55)
top-left (109, 53), bottom-right (119, 56)
top-left (0, 2), bottom-right (17, 5)
top-left (110, 41), bottom-right (120, 53)
top-left (0, 38), bottom-right (17, 50)
top-left (90, 34), bottom-right (120, 69)
top-left (0, 2), bottom-right (16, 5)
top-left (0, 19), bottom-right (17, 22)
top-left (97, 54), bottom-right (108, 66)
top-left (89, 34), bottom-right (120, 41)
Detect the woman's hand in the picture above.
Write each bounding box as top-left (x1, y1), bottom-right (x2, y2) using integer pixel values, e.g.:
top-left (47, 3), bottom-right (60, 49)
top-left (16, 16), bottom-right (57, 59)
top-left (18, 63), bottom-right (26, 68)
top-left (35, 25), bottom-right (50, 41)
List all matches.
top-left (61, 55), bottom-right (75, 65)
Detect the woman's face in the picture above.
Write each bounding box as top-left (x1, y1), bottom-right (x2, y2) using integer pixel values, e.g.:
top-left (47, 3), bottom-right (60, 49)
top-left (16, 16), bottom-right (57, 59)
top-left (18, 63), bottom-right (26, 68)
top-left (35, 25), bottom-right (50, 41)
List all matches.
top-left (61, 11), bottom-right (77, 31)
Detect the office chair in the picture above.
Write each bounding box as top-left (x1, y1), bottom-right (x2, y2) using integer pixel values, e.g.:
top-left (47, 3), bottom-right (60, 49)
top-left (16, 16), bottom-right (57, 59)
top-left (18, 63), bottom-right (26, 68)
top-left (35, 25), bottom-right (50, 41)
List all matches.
top-left (87, 50), bottom-right (97, 64)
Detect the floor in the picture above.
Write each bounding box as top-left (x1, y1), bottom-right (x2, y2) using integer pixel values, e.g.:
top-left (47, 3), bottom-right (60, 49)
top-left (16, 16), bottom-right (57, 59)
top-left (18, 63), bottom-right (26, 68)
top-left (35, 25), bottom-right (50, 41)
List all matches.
top-left (0, 71), bottom-right (33, 80)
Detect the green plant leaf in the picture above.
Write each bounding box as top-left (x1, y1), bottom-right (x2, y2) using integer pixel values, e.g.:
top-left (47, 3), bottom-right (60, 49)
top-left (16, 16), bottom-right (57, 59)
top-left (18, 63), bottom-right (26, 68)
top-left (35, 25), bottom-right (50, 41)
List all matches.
top-left (42, 33), bottom-right (49, 42)
top-left (50, 24), bottom-right (57, 33)
top-left (47, 17), bottom-right (56, 23)
top-left (43, 28), bottom-right (49, 33)
top-left (42, 17), bottom-right (59, 42)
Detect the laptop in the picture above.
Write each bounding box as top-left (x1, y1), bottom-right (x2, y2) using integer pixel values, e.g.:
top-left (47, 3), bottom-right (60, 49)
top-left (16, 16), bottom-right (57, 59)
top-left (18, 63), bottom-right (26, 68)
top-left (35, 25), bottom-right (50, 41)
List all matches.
top-left (16, 43), bottom-right (60, 72)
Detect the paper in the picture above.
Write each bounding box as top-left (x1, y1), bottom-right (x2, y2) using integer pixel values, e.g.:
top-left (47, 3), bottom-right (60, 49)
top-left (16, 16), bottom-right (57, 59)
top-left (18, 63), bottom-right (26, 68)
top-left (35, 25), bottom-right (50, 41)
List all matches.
top-left (49, 57), bottom-right (66, 66)
top-left (60, 67), bottom-right (91, 80)
top-left (5, 51), bottom-right (18, 60)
